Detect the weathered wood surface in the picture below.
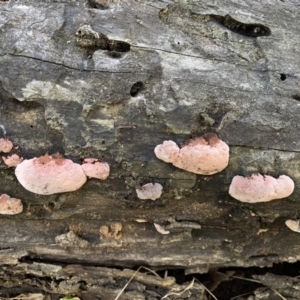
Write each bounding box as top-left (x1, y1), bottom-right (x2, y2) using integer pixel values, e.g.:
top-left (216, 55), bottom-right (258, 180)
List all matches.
top-left (0, 0), bottom-right (300, 296)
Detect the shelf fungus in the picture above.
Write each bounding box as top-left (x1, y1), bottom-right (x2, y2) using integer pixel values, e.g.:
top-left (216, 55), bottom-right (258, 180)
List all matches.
top-left (285, 220), bottom-right (300, 233)
top-left (229, 174), bottom-right (294, 203)
top-left (136, 183), bottom-right (163, 200)
top-left (2, 154), bottom-right (23, 167)
top-left (154, 133), bottom-right (229, 175)
top-left (81, 158), bottom-right (110, 180)
top-left (154, 223), bottom-right (170, 235)
top-left (0, 194), bottom-right (23, 215)
top-left (15, 154), bottom-right (87, 195)
top-left (0, 138), bottom-right (13, 153)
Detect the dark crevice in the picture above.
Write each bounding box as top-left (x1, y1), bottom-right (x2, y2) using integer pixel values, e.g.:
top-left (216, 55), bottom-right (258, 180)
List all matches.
top-left (188, 261), bottom-right (300, 299)
top-left (105, 51), bottom-right (123, 58)
top-left (22, 252), bottom-right (135, 269)
top-left (130, 81), bottom-right (144, 97)
top-left (9, 257), bottom-right (300, 299)
top-left (108, 40), bottom-right (130, 52)
top-left (211, 14), bottom-right (271, 37)
top-left (280, 73), bottom-right (287, 81)
top-left (87, 0), bottom-right (109, 9)
top-left (19, 254), bottom-right (74, 267)
top-left (292, 95), bottom-right (300, 101)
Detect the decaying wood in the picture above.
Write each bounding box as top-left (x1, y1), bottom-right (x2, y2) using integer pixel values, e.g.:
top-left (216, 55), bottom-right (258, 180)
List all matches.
top-left (0, 0), bottom-right (300, 297)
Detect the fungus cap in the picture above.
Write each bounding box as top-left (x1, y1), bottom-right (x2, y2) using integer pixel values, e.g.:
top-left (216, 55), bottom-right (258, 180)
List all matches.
top-left (2, 154), bottom-right (23, 167)
top-left (154, 223), bottom-right (170, 235)
top-left (136, 183), bottom-right (163, 200)
top-left (154, 140), bottom-right (180, 163)
top-left (15, 154), bottom-right (87, 195)
top-left (81, 158), bottom-right (110, 180)
top-left (154, 133), bottom-right (229, 175)
top-left (285, 220), bottom-right (300, 233)
top-left (0, 138), bottom-right (13, 153)
top-left (0, 194), bottom-right (23, 215)
top-left (229, 174), bottom-right (294, 203)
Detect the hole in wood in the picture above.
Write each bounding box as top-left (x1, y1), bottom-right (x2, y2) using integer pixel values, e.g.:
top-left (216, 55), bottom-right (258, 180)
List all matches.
top-left (292, 95), bottom-right (300, 101)
top-left (87, 0), bottom-right (109, 9)
top-left (130, 81), bottom-right (144, 97)
top-left (280, 73), bottom-right (287, 81)
top-left (211, 14), bottom-right (271, 37)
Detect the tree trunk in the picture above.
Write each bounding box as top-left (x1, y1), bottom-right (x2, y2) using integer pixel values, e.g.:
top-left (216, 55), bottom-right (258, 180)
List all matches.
top-left (0, 0), bottom-right (299, 298)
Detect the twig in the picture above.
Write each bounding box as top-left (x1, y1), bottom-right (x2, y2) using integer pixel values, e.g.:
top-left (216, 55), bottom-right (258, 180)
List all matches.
top-left (141, 266), bottom-right (161, 278)
top-left (0, 294), bottom-right (44, 300)
top-left (161, 278), bottom-right (195, 299)
top-left (232, 276), bottom-right (287, 300)
top-left (114, 266), bottom-right (160, 300)
top-left (114, 267), bottom-right (142, 300)
top-left (232, 276), bottom-right (261, 283)
top-left (230, 291), bottom-right (255, 300)
top-left (194, 278), bottom-right (218, 300)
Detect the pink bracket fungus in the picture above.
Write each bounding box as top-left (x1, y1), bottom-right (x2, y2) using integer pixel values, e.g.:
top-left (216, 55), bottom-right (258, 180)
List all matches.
top-left (136, 183), bottom-right (163, 200)
top-left (154, 133), bottom-right (229, 175)
top-left (2, 154), bottom-right (23, 168)
top-left (15, 154), bottom-right (87, 195)
top-left (0, 194), bottom-right (23, 215)
top-left (81, 158), bottom-right (110, 180)
top-left (0, 138), bottom-right (13, 153)
top-left (285, 220), bottom-right (300, 233)
top-left (229, 174), bottom-right (294, 203)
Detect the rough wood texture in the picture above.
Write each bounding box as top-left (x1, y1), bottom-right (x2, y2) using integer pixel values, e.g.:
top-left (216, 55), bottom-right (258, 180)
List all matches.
top-left (0, 0), bottom-right (300, 296)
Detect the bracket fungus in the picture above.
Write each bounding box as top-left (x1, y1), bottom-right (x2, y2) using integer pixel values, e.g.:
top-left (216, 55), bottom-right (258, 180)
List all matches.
top-left (229, 174), bottom-right (294, 203)
top-left (81, 158), bottom-right (110, 180)
top-left (154, 223), bottom-right (170, 235)
top-left (0, 138), bottom-right (13, 153)
top-left (15, 154), bottom-right (87, 195)
top-left (136, 183), bottom-right (163, 200)
top-left (2, 154), bottom-right (23, 168)
top-left (285, 220), bottom-right (300, 233)
top-left (0, 194), bottom-right (23, 215)
top-left (154, 133), bottom-right (229, 175)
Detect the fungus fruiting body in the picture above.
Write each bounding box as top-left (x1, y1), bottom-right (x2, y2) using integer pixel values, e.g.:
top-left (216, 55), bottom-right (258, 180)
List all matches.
top-left (2, 154), bottom-right (23, 167)
top-left (229, 174), bottom-right (294, 203)
top-left (285, 220), bottom-right (300, 233)
top-left (81, 158), bottom-right (110, 180)
top-left (154, 133), bottom-right (229, 175)
top-left (136, 183), bottom-right (163, 200)
top-left (15, 154), bottom-right (87, 195)
top-left (0, 194), bottom-right (23, 215)
top-left (0, 138), bottom-right (13, 153)
top-left (154, 223), bottom-right (170, 235)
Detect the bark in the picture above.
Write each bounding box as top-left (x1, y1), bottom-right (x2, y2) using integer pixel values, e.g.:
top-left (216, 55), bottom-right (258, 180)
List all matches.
top-left (0, 0), bottom-right (300, 298)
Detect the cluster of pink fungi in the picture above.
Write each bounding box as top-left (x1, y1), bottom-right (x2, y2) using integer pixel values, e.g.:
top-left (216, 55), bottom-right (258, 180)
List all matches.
top-left (154, 133), bottom-right (295, 203)
top-left (15, 154), bottom-right (110, 195)
top-left (0, 138), bottom-right (110, 215)
top-left (0, 134), bottom-right (297, 222)
top-left (0, 138), bottom-right (23, 167)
